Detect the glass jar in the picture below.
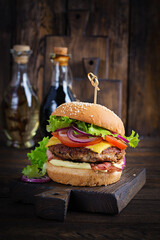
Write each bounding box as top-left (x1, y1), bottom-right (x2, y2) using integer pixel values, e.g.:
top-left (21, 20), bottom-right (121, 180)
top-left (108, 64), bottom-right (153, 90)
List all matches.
top-left (1, 45), bottom-right (39, 148)
top-left (40, 47), bottom-right (76, 137)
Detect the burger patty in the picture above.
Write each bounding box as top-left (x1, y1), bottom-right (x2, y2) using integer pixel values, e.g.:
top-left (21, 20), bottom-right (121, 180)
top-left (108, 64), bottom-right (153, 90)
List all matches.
top-left (49, 144), bottom-right (125, 163)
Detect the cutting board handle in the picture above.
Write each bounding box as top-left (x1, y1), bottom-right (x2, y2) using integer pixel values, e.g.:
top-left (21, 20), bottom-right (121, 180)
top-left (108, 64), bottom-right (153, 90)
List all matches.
top-left (82, 57), bottom-right (100, 76)
top-left (68, 10), bottom-right (89, 36)
top-left (34, 187), bottom-right (71, 221)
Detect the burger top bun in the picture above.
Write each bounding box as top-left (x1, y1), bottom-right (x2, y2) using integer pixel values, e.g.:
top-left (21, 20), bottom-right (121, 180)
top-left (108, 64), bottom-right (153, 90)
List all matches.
top-left (52, 102), bottom-right (125, 136)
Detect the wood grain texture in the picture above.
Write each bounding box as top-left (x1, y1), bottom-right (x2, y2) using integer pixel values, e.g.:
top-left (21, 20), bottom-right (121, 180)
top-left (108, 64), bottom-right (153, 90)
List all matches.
top-left (35, 187), bottom-right (71, 221)
top-left (128, 0), bottom-right (160, 137)
top-left (0, 0), bottom-right (160, 138)
top-left (82, 57), bottom-right (100, 76)
top-left (10, 168), bottom-right (146, 221)
top-left (44, 10), bottom-right (109, 100)
top-left (74, 78), bottom-right (122, 117)
top-left (86, 0), bottom-right (129, 124)
top-left (98, 79), bottom-right (122, 117)
top-left (0, 139), bottom-right (160, 239)
top-left (0, 0), bottom-right (14, 132)
top-left (15, 0), bottom-right (67, 102)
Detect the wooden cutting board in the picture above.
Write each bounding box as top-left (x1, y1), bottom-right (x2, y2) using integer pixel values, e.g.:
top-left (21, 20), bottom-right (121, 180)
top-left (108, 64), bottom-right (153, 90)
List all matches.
top-left (10, 167), bottom-right (146, 221)
top-left (44, 10), bottom-right (109, 97)
top-left (44, 10), bottom-right (123, 117)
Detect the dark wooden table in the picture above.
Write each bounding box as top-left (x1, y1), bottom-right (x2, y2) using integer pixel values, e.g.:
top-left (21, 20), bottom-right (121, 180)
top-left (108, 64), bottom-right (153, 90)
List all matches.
top-left (0, 136), bottom-right (160, 240)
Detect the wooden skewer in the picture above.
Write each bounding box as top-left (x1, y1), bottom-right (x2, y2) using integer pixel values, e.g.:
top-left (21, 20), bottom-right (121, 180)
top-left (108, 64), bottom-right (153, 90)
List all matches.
top-left (87, 72), bottom-right (100, 104)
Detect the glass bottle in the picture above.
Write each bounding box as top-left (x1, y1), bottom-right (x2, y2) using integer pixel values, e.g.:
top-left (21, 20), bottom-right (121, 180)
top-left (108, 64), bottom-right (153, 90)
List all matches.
top-left (40, 47), bottom-right (76, 137)
top-left (1, 45), bottom-right (39, 148)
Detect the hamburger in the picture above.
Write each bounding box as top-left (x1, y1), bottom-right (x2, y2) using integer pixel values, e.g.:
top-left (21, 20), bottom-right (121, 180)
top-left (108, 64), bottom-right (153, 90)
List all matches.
top-left (45, 102), bottom-right (139, 186)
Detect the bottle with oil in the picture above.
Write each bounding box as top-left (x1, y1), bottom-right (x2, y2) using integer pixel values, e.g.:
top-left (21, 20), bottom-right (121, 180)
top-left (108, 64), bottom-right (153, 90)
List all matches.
top-left (40, 47), bottom-right (76, 137)
top-left (1, 45), bottom-right (39, 148)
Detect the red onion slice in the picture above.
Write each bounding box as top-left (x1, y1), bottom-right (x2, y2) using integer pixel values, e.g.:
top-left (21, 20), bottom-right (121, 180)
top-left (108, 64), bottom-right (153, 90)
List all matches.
top-left (112, 132), bottom-right (129, 144)
top-left (58, 129), bottom-right (68, 137)
top-left (55, 127), bottom-right (70, 132)
top-left (21, 175), bottom-right (50, 183)
top-left (67, 128), bottom-right (99, 143)
top-left (117, 135), bottom-right (129, 143)
top-left (72, 125), bottom-right (95, 137)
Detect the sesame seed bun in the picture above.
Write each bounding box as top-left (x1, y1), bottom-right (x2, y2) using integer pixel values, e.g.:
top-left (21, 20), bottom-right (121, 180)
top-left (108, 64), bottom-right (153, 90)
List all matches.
top-left (46, 160), bottom-right (122, 187)
top-left (48, 102), bottom-right (125, 187)
top-left (52, 102), bottom-right (125, 135)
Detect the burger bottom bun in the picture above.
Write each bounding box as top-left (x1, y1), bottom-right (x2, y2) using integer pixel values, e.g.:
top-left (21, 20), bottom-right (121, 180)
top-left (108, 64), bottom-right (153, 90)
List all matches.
top-left (46, 161), bottom-right (122, 187)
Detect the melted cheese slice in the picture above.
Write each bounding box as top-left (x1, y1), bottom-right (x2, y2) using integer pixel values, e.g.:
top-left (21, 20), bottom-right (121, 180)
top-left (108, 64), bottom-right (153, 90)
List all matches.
top-left (46, 136), bottom-right (61, 147)
top-left (46, 136), bottom-right (112, 154)
top-left (86, 141), bottom-right (112, 154)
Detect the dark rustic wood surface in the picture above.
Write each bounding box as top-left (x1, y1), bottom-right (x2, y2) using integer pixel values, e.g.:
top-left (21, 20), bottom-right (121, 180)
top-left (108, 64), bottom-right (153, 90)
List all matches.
top-left (127, 0), bottom-right (160, 137)
top-left (10, 167), bottom-right (146, 221)
top-left (0, 137), bottom-right (160, 239)
top-left (2, 0), bottom-right (160, 137)
top-left (44, 10), bottom-right (109, 98)
top-left (86, 0), bottom-right (129, 126)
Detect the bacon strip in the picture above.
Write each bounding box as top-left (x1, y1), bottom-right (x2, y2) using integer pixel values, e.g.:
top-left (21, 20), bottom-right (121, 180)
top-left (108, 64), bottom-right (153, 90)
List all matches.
top-left (46, 149), bottom-right (62, 161)
top-left (91, 162), bottom-right (122, 172)
top-left (46, 149), bottom-right (53, 161)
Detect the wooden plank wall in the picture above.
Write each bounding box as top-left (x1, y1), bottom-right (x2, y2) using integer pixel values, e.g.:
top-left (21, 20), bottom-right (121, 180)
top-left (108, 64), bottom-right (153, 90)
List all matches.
top-left (0, 0), bottom-right (159, 138)
top-left (128, 0), bottom-right (160, 137)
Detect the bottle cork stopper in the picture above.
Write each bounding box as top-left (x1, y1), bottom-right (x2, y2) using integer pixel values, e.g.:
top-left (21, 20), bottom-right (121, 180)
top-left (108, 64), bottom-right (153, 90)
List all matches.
top-left (13, 45), bottom-right (31, 64)
top-left (54, 47), bottom-right (68, 55)
top-left (13, 45), bottom-right (30, 52)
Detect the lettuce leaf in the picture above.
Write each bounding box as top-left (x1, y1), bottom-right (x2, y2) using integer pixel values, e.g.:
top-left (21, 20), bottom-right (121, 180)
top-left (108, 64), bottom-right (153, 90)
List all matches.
top-left (47, 115), bottom-right (140, 148)
top-left (46, 115), bottom-right (109, 136)
top-left (123, 130), bottom-right (140, 148)
top-left (22, 137), bottom-right (49, 178)
top-left (46, 116), bottom-right (72, 132)
top-left (27, 137), bottom-right (49, 168)
top-left (87, 124), bottom-right (118, 139)
top-left (22, 164), bottom-right (44, 178)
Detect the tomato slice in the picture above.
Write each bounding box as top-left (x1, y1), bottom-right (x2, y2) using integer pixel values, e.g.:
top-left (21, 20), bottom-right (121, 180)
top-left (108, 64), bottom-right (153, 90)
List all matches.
top-left (52, 130), bottom-right (102, 147)
top-left (105, 135), bottom-right (127, 150)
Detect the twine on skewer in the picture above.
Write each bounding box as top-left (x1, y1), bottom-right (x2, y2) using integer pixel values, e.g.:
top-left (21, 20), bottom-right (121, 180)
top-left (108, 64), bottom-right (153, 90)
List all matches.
top-left (88, 72), bottom-right (100, 104)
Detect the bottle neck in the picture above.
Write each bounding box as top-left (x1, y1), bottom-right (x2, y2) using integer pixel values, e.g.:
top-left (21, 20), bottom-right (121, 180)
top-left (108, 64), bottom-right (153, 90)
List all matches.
top-left (11, 62), bottom-right (30, 87)
top-left (51, 62), bottom-right (68, 88)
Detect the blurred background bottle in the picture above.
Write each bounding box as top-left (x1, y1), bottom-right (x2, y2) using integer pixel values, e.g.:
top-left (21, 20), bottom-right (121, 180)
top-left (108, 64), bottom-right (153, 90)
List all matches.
top-left (1, 45), bottom-right (39, 148)
top-left (40, 47), bottom-right (76, 137)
